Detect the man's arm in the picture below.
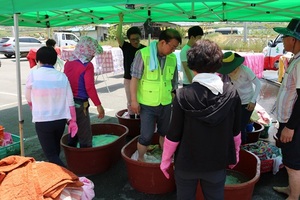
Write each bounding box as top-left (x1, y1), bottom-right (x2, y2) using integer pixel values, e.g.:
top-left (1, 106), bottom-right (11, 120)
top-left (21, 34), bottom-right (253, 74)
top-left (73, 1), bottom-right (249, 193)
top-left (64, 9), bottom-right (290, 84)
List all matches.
top-left (172, 65), bottom-right (178, 91)
top-left (181, 61), bottom-right (193, 84)
top-left (116, 12), bottom-right (124, 47)
top-left (130, 77), bottom-right (140, 114)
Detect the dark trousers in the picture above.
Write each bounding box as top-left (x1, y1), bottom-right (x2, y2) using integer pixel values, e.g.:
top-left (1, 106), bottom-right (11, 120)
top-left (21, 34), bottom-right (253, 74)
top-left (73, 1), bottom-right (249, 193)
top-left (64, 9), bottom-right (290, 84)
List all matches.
top-left (68, 98), bottom-right (92, 148)
top-left (35, 119), bottom-right (66, 167)
top-left (175, 169), bottom-right (226, 200)
top-left (278, 122), bottom-right (300, 169)
top-left (241, 104), bottom-right (253, 144)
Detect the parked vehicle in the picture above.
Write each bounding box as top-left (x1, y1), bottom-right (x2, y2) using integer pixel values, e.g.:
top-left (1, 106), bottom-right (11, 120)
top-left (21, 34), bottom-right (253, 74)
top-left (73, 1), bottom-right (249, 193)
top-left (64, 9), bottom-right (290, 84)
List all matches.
top-left (214, 27), bottom-right (243, 35)
top-left (263, 34), bottom-right (285, 70)
top-left (0, 37), bottom-right (44, 58)
top-left (53, 32), bottom-right (79, 48)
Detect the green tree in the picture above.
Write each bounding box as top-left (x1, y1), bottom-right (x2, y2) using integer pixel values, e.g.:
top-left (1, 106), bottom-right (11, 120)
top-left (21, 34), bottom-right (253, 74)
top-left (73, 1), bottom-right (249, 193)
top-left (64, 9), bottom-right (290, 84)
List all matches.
top-left (108, 24), bottom-right (130, 40)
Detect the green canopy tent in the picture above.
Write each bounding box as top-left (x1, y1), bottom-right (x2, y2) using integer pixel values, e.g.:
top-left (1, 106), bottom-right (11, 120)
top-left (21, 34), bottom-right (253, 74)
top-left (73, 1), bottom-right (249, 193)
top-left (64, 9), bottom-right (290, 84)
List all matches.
top-left (0, 0), bottom-right (299, 27)
top-left (0, 0), bottom-right (298, 156)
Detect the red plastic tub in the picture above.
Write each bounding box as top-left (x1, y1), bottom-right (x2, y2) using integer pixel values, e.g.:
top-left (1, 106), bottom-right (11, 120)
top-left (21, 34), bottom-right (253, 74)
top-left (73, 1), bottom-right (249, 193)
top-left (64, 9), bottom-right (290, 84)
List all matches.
top-left (116, 109), bottom-right (140, 137)
top-left (61, 123), bottom-right (128, 175)
top-left (196, 149), bottom-right (261, 200)
top-left (121, 134), bottom-right (176, 194)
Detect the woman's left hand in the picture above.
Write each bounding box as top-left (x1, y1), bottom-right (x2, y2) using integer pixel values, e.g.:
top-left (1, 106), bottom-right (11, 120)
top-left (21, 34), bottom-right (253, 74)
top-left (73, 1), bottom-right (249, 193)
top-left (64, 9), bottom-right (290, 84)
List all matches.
top-left (246, 102), bottom-right (256, 111)
top-left (97, 105), bottom-right (105, 119)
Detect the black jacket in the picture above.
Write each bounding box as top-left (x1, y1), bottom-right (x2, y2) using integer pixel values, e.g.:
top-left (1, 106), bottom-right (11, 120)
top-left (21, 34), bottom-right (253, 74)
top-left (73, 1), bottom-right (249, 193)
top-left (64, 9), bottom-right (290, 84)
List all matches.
top-left (167, 81), bottom-right (241, 172)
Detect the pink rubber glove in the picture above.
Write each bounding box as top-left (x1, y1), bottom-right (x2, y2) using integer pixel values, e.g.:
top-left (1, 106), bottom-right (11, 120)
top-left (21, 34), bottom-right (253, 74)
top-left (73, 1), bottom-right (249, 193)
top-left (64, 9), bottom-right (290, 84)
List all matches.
top-left (228, 132), bottom-right (241, 169)
top-left (68, 106), bottom-right (78, 138)
top-left (160, 137), bottom-right (179, 179)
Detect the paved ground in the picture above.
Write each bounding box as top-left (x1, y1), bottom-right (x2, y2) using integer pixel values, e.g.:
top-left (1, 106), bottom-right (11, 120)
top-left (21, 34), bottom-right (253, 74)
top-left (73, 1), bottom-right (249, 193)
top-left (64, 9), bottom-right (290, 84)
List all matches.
top-left (0, 56), bottom-right (289, 199)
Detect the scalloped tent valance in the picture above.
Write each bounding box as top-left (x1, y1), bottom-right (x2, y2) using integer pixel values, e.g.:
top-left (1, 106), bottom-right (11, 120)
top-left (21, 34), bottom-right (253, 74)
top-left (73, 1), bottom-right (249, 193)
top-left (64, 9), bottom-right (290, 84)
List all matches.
top-left (0, 0), bottom-right (299, 27)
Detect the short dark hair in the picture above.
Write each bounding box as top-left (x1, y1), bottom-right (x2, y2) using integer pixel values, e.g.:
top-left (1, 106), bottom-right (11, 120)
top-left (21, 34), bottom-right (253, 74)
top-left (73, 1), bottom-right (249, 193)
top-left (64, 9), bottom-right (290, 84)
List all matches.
top-left (46, 39), bottom-right (56, 47)
top-left (159, 28), bottom-right (182, 44)
top-left (126, 27), bottom-right (142, 39)
top-left (36, 46), bottom-right (57, 65)
top-left (188, 26), bottom-right (204, 39)
top-left (187, 39), bottom-right (223, 73)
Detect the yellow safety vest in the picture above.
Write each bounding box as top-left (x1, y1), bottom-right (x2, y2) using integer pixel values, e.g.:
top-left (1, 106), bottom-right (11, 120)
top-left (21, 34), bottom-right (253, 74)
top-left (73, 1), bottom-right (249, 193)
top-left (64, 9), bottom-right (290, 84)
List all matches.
top-left (137, 47), bottom-right (177, 106)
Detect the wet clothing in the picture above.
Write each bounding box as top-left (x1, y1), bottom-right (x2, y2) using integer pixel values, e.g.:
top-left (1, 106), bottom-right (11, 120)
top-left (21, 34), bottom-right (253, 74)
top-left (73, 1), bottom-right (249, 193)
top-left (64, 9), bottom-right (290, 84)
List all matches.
top-left (120, 41), bottom-right (145, 79)
top-left (167, 80), bottom-right (241, 173)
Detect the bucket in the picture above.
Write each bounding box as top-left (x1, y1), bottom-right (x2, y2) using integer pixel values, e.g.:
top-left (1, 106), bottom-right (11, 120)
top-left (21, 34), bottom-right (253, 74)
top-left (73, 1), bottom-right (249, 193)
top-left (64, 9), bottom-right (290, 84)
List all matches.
top-left (259, 125), bottom-right (270, 139)
top-left (246, 122), bottom-right (264, 144)
top-left (115, 109), bottom-right (140, 137)
top-left (61, 123), bottom-right (128, 175)
top-left (196, 149), bottom-right (261, 200)
top-left (121, 134), bottom-right (176, 194)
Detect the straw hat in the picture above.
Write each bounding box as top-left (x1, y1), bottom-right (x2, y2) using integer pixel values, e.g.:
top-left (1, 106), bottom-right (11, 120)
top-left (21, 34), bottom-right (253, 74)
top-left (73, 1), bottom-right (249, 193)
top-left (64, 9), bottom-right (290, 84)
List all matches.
top-left (273, 18), bottom-right (300, 40)
top-left (217, 51), bottom-right (245, 75)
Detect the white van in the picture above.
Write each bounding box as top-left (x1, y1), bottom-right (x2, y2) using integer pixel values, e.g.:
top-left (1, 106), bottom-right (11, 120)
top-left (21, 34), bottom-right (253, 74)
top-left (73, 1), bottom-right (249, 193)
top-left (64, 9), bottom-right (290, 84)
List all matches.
top-left (53, 32), bottom-right (79, 48)
top-left (263, 34), bottom-right (285, 70)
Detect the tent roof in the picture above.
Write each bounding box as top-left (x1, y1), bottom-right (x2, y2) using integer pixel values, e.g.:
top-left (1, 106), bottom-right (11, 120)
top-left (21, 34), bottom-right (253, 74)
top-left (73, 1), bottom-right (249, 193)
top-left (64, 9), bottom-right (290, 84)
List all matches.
top-left (0, 0), bottom-right (299, 27)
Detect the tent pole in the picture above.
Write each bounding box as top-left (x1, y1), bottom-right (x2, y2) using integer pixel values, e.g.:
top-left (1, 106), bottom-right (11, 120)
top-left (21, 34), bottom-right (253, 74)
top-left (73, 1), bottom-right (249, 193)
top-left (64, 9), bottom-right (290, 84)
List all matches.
top-left (148, 33), bottom-right (151, 45)
top-left (13, 13), bottom-right (25, 156)
top-left (243, 22), bottom-right (248, 43)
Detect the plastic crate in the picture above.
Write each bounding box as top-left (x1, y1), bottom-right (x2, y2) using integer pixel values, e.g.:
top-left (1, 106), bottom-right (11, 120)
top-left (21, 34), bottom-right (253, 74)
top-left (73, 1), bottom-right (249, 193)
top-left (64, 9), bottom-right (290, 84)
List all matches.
top-left (261, 159), bottom-right (274, 173)
top-left (0, 134), bottom-right (21, 159)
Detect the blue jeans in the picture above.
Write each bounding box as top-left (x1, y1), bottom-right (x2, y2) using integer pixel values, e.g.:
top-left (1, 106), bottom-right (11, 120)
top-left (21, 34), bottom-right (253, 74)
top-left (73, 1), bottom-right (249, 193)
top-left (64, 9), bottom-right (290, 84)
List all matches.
top-left (138, 104), bottom-right (172, 146)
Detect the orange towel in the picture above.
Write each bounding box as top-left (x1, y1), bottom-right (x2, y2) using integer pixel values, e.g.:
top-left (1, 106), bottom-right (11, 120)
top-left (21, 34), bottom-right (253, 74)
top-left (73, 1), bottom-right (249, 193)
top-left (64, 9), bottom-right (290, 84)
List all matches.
top-left (0, 156), bottom-right (83, 200)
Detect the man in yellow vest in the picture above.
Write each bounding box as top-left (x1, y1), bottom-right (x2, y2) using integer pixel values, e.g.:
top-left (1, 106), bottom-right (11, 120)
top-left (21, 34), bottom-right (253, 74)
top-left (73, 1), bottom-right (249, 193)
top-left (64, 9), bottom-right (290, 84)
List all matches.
top-left (130, 29), bottom-right (182, 162)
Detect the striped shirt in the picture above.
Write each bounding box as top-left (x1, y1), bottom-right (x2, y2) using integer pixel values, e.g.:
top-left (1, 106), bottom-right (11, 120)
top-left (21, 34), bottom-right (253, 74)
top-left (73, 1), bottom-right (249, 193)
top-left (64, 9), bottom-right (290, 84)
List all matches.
top-left (275, 52), bottom-right (300, 123)
top-left (25, 66), bottom-right (74, 122)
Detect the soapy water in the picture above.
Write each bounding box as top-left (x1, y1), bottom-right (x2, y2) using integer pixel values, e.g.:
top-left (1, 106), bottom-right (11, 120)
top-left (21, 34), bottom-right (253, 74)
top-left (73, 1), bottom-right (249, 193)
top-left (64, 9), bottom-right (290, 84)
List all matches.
top-left (131, 144), bottom-right (162, 163)
top-left (225, 170), bottom-right (250, 185)
top-left (76, 134), bottom-right (119, 148)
